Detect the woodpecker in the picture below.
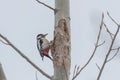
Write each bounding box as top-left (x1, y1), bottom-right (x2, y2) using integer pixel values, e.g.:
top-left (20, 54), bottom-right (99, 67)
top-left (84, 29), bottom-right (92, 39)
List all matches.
top-left (37, 34), bottom-right (53, 61)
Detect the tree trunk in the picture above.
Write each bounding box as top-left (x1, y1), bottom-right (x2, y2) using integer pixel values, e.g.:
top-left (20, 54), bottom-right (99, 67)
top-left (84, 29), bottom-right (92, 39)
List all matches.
top-left (51, 0), bottom-right (71, 80)
top-left (0, 63), bottom-right (6, 80)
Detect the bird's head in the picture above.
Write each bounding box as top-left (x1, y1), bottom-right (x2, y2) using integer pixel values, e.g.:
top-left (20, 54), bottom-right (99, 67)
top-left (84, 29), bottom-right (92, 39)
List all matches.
top-left (37, 33), bottom-right (48, 40)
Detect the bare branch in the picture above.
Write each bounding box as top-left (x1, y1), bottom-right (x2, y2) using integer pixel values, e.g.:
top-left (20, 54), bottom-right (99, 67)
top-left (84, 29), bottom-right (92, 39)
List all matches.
top-left (0, 33), bottom-right (52, 80)
top-left (71, 13), bottom-right (104, 80)
top-left (112, 46), bottom-right (120, 50)
top-left (72, 65), bottom-right (77, 79)
top-left (36, 0), bottom-right (55, 12)
top-left (97, 12), bottom-right (120, 80)
top-left (76, 66), bottom-right (80, 74)
top-left (107, 12), bottom-right (119, 26)
top-left (72, 65), bottom-right (80, 80)
top-left (97, 41), bottom-right (105, 47)
top-left (96, 63), bottom-right (101, 71)
top-left (0, 38), bottom-right (9, 45)
top-left (103, 23), bottom-right (114, 39)
top-left (107, 48), bottom-right (120, 62)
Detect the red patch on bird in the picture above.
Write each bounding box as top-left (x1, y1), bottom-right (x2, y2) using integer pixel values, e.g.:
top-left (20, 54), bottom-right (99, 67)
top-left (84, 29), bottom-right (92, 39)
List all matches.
top-left (43, 49), bottom-right (49, 55)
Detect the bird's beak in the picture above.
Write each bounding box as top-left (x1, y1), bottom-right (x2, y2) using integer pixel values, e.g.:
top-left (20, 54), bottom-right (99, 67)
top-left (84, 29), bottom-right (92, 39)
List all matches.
top-left (44, 33), bottom-right (48, 36)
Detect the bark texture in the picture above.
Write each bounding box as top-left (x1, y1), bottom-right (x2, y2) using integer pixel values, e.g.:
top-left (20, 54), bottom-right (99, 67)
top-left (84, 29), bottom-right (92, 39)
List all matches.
top-left (0, 63), bottom-right (6, 80)
top-left (51, 0), bottom-right (71, 80)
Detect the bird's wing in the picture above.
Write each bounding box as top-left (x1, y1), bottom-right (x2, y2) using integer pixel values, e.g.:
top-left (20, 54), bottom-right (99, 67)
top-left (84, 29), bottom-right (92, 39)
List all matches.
top-left (45, 55), bottom-right (53, 61)
top-left (41, 38), bottom-right (49, 50)
top-left (37, 40), bottom-right (44, 57)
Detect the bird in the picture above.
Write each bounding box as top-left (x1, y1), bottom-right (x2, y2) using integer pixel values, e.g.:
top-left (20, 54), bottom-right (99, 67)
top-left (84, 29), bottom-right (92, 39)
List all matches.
top-left (36, 33), bottom-right (53, 61)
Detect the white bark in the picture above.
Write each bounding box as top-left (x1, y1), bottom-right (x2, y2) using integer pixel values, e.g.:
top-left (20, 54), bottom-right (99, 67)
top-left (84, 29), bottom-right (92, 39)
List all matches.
top-left (55, 0), bottom-right (70, 26)
top-left (51, 0), bottom-right (71, 80)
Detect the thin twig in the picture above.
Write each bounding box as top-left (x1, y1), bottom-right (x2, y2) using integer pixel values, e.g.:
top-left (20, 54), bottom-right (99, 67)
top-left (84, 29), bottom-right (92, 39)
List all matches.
top-left (0, 33), bottom-right (52, 80)
top-left (97, 41), bottom-right (105, 47)
top-left (107, 48), bottom-right (119, 62)
top-left (96, 63), bottom-right (101, 71)
top-left (103, 23), bottom-right (114, 39)
top-left (107, 12), bottom-right (119, 26)
top-left (72, 65), bottom-right (80, 80)
top-left (76, 66), bottom-right (80, 74)
top-left (111, 46), bottom-right (120, 50)
top-left (71, 13), bottom-right (104, 80)
top-left (72, 65), bottom-right (77, 78)
top-left (97, 12), bottom-right (120, 80)
top-left (36, 0), bottom-right (55, 11)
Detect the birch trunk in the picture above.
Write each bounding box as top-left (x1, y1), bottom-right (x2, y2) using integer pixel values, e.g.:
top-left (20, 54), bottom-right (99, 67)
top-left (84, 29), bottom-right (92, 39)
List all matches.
top-left (0, 63), bottom-right (6, 80)
top-left (51, 0), bottom-right (71, 80)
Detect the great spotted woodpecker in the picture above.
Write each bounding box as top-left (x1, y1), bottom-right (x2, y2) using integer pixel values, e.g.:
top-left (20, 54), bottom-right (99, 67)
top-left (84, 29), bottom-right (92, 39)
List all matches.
top-left (37, 34), bottom-right (53, 61)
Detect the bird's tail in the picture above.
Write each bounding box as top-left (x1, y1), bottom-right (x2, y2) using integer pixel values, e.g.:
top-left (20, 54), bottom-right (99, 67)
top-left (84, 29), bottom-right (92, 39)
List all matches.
top-left (46, 55), bottom-right (53, 61)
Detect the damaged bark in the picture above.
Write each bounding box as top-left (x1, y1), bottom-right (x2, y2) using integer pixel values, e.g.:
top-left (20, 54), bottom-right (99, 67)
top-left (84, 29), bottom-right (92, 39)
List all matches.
top-left (52, 18), bottom-right (71, 80)
top-left (51, 0), bottom-right (71, 80)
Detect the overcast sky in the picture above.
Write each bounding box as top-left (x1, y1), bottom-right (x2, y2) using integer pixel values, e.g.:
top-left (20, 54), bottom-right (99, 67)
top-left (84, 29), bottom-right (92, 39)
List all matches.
top-left (0, 0), bottom-right (120, 80)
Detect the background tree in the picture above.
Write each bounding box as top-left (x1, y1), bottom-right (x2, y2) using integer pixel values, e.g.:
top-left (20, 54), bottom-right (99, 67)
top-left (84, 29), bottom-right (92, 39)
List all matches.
top-left (0, 63), bottom-right (6, 80)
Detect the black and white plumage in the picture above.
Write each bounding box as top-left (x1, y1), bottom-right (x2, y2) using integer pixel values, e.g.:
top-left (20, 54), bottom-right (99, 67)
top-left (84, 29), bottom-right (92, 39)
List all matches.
top-left (37, 34), bottom-right (53, 61)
